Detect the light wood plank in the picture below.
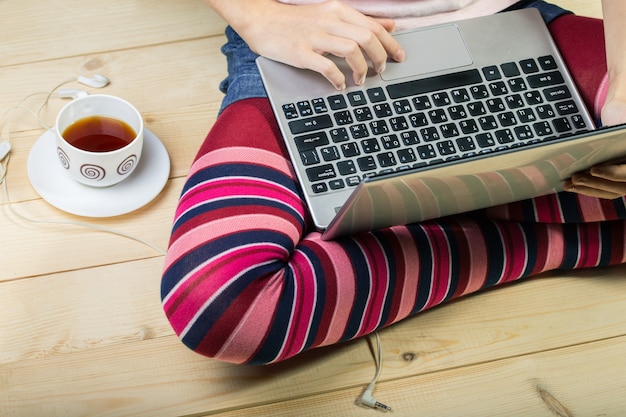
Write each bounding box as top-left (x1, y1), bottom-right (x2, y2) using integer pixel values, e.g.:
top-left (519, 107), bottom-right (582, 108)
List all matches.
top-left (1, 178), bottom-right (177, 280)
top-left (0, 0), bottom-right (226, 67)
top-left (559, 0), bottom-right (602, 17)
top-left (3, 265), bottom-right (626, 416)
top-left (219, 335), bottom-right (626, 417)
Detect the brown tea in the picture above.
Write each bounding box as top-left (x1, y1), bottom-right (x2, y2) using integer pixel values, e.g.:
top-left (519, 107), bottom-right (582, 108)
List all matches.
top-left (62, 115), bottom-right (136, 152)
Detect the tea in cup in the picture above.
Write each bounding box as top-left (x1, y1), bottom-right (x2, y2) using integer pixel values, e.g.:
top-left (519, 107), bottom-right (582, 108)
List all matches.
top-left (55, 94), bottom-right (144, 187)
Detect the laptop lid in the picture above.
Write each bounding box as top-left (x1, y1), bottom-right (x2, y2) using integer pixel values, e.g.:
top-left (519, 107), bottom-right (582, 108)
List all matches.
top-left (257, 9), bottom-right (620, 239)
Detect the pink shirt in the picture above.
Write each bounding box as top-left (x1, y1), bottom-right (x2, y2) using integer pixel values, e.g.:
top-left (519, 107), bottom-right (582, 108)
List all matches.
top-left (278, 0), bottom-right (520, 30)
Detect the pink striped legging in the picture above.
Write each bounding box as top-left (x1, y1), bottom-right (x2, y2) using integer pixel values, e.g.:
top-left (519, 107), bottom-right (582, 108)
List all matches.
top-left (161, 15), bottom-right (626, 365)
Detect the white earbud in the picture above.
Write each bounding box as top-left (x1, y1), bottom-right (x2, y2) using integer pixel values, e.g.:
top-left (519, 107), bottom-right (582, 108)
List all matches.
top-left (0, 141), bottom-right (11, 161)
top-left (57, 89), bottom-right (89, 99)
top-left (77, 74), bottom-right (110, 88)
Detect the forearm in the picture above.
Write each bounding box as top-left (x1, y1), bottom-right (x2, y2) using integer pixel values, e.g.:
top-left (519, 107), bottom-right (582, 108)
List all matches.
top-left (601, 0), bottom-right (626, 102)
top-left (204, 0), bottom-right (278, 44)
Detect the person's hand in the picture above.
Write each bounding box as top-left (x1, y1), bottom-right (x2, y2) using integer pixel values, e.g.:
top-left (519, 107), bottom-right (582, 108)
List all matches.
top-left (564, 98), bottom-right (626, 199)
top-left (234, 0), bottom-right (405, 90)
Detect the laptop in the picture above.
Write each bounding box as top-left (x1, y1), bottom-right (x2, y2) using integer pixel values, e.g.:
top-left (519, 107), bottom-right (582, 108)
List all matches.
top-left (256, 8), bottom-right (626, 240)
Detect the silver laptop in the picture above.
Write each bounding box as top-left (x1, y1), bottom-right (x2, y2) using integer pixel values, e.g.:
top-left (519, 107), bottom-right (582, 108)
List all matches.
top-left (257, 9), bottom-right (626, 240)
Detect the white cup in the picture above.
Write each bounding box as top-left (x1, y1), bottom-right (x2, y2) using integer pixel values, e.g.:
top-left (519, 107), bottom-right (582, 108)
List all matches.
top-left (55, 94), bottom-right (144, 187)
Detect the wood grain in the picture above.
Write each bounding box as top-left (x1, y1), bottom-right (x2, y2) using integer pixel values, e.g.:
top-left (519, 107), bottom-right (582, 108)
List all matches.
top-left (2, 1), bottom-right (621, 416)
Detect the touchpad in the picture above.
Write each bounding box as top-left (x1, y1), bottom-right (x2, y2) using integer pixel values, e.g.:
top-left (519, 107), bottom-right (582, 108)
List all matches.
top-left (381, 25), bottom-right (473, 81)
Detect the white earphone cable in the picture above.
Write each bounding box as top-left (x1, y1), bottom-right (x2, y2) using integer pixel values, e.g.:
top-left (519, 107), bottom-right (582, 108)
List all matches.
top-left (359, 332), bottom-right (392, 411)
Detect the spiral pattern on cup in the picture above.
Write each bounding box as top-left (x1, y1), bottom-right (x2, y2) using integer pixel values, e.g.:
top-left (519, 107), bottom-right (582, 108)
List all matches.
top-left (117, 154), bottom-right (138, 175)
top-left (80, 164), bottom-right (106, 181)
top-left (57, 148), bottom-right (70, 169)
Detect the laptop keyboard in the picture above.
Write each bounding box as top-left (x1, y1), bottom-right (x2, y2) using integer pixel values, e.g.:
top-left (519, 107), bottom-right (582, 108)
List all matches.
top-left (281, 55), bottom-right (590, 195)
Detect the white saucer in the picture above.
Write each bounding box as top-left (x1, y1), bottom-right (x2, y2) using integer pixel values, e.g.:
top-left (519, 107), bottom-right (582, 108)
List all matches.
top-left (27, 128), bottom-right (170, 217)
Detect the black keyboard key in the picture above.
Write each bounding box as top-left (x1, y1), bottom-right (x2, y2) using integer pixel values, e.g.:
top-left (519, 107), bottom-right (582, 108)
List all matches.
top-left (571, 115), bottom-right (588, 129)
top-left (390, 116), bottom-right (409, 131)
top-left (437, 140), bottom-right (456, 156)
top-left (544, 85), bottom-right (572, 102)
top-left (409, 112), bottom-right (428, 128)
top-left (387, 69), bottom-right (482, 99)
top-left (440, 123), bottom-right (459, 138)
top-left (381, 134), bottom-right (401, 149)
top-left (486, 98), bottom-right (506, 113)
top-left (370, 120), bottom-right (389, 135)
top-left (400, 131), bottom-right (420, 145)
top-left (527, 71), bottom-right (565, 88)
top-left (320, 146), bottom-right (340, 161)
top-left (311, 183), bottom-right (328, 194)
top-left (508, 77), bottom-right (528, 92)
top-left (417, 144), bottom-right (437, 159)
top-left (506, 94), bottom-right (525, 109)
top-left (354, 107), bottom-right (373, 121)
top-left (397, 148), bottom-right (417, 163)
top-left (432, 92), bottom-right (451, 106)
top-left (536, 104), bottom-right (556, 119)
top-left (448, 105), bottom-right (467, 120)
top-left (456, 137), bottom-right (476, 152)
top-left (361, 138), bottom-right (380, 154)
top-left (393, 99), bottom-right (413, 114)
top-left (467, 102), bottom-right (486, 116)
top-left (470, 85), bottom-right (489, 100)
top-left (347, 91), bottom-right (368, 107)
top-left (283, 103), bottom-right (298, 119)
top-left (338, 160), bottom-right (357, 175)
top-left (340, 142), bottom-right (360, 157)
top-left (330, 127), bottom-right (349, 143)
top-left (478, 116), bottom-right (498, 130)
top-left (298, 101), bottom-right (313, 117)
top-left (300, 149), bottom-right (320, 165)
top-left (334, 110), bottom-right (353, 125)
top-left (373, 103), bottom-right (393, 118)
top-left (533, 121), bottom-right (553, 136)
top-left (555, 101), bottom-right (579, 115)
top-left (520, 58), bottom-right (539, 74)
top-left (460, 119), bottom-right (479, 134)
top-left (501, 62), bottom-right (520, 77)
top-left (357, 156), bottom-right (377, 171)
top-left (482, 66), bottom-right (501, 81)
top-left (294, 131), bottom-right (330, 151)
top-left (517, 108), bottom-right (537, 123)
top-left (476, 133), bottom-right (495, 148)
top-left (378, 152), bottom-right (397, 167)
top-left (346, 176), bottom-right (361, 186)
top-left (489, 81), bottom-right (508, 96)
top-left (495, 129), bottom-right (515, 144)
top-left (328, 94), bottom-right (347, 110)
top-left (552, 117), bottom-right (572, 133)
top-left (538, 55), bottom-right (558, 70)
top-left (312, 98), bottom-right (328, 113)
top-left (514, 125), bottom-right (534, 140)
top-left (428, 109), bottom-right (448, 123)
top-left (498, 112), bottom-right (517, 127)
top-left (524, 91), bottom-right (544, 105)
top-left (329, 179), bottom-right (345, 190)
top-left (412, 95), bottom-right (432, 110)
top-left (367, 87), bottom-right (386, 103)
top-left (420, 127), bottom-right (440, 142)
top-left (350, 123), bottom-right (369, 139)
top-left (289, 114), bottom-right (333, 134)
top-left (306, 164), bottom-right (336, 182)
top-left (451, 88), bottom-right (471, 103)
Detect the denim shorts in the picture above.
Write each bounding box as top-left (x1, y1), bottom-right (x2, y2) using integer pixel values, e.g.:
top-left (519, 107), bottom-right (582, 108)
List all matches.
top-left (217, 1), bottom-right (571, 113)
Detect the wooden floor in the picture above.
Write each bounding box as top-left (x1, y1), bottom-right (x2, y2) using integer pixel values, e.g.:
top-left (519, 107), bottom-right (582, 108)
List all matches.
top-left (2, 1), bottom-right (625, 416)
